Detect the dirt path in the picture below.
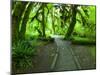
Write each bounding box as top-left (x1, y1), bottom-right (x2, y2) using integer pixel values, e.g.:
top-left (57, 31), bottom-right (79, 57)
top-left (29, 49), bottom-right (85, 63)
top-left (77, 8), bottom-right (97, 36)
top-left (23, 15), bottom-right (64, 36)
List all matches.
top-left (71, 44), bottom-right (96, 70)
top-left (53, 37), bottom-right (81, 71)
top-left (15, 36), bottom-right (96, 74)
top-left (30, 42), bottom-right (57, 73)
top-left (29, 36), bottom-right (95, 73)
top-left (52, 35), bottom-right (95, 71)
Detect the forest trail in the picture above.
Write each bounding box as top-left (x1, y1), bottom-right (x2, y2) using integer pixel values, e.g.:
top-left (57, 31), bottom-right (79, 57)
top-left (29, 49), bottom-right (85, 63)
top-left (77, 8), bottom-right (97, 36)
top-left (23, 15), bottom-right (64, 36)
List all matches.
top-left (27, 41), bottom-right (58, 73)
top-left (15, 35), bottom-right (95, 74)
top-left (29, 35), bottom-right (81, 73)
top-left (52, 35), bottom-right (81, 71)
top-left (51, 35), bottom-right (96, 71)
top-left (12, 2), bottom-right (96, 74)
top-left (31, 35), bottom-right (95, 73)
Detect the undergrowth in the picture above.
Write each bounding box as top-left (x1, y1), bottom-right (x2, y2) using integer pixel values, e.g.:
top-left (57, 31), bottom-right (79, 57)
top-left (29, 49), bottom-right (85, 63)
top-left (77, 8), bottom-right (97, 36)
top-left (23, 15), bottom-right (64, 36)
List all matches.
top-left (12, 40), bottom-right (36, 70)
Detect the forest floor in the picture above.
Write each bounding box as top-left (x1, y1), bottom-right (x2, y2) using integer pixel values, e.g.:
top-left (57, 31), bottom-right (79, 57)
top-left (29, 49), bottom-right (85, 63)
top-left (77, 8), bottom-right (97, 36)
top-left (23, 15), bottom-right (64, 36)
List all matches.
top-left (16, 35), bottom-right (96, 74)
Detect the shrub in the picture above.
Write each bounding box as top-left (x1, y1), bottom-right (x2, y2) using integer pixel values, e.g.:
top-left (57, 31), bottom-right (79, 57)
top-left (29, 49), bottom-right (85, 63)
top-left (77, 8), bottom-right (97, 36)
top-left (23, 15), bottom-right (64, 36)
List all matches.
top-left (12, 40), bottom-right (36, 69)
top-left (71, 36), bottom-right (96, 45)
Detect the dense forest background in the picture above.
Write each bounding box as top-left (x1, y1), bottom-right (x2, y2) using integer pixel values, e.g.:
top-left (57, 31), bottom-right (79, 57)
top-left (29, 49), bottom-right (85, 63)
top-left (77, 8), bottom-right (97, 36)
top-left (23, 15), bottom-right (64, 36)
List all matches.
top-left (12, 1), bottom-right (96, 41)
top-left (12, 1), bottom-right (96, 74)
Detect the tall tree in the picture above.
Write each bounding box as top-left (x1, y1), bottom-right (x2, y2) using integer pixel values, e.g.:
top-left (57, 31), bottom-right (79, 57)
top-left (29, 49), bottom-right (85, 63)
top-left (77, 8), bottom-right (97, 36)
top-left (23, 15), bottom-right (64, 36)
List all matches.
top-left (12, 1), bottom-right (28, 42)
top-left (51, 7), bottom-right (55, 34)
top-left (65, 5), bottom-right (78, 38)
top-left (42, 3), bottom-right (46, 37)
top-left (19, 2), bottom-right (34, 40)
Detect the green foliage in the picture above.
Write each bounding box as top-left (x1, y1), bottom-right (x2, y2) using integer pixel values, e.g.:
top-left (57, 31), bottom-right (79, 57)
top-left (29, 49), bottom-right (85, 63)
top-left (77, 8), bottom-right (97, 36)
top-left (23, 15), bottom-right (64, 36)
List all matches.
top-left (12, 2), bottom-right (96, 73)
top-left (47, 3), bottom-right (53, 9)
top-left (71, 36), bottom-right (96, 45)
top-left (12, 40), bottom-right (36, 69)
top-left (12, 1), bottom-right (96, 40)
top-left (73, 6), bottom-right (96, 39)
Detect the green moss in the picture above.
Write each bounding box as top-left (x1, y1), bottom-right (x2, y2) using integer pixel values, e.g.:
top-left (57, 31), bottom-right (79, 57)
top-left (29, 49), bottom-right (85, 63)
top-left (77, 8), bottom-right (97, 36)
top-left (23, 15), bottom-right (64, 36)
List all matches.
top-left (71, 36), bottom-right (96, 45)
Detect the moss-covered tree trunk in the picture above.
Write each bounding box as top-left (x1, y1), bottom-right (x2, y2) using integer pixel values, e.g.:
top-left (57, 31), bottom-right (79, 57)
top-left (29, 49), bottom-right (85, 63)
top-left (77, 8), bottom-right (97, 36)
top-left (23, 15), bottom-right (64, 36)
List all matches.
top-left (65, 5), bottom-right (78, 38)
top-left (60, 5), bottom-right (66, 28)
top-left (12, 2), bottom-right (28, 42)
top-left (42, 4), bottom-right (46, 37)
top-left (19, 2), bottom-right (34, 40)
top-left (12, 1), bottom-right (16, 14)
top-left (52, 7), bottom-right (55, 34)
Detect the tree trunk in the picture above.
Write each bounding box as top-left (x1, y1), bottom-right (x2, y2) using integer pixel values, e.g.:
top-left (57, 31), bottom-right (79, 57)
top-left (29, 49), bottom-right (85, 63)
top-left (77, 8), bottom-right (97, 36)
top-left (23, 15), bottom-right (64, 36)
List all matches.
top-left (12, 1), bottom-right (16, 14)
top-left (42, 4), bottom-right (46, 37)
top-left (19, 2), bottom-right (34, 40)
top-left (12, 2), bottom-right (28, 42)
top-left (60, 5), bottom-right (66, 28)
top-left (65, 5), bottom-right (78, 38)
top-left (52, 7), bottom-right (55, 34)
